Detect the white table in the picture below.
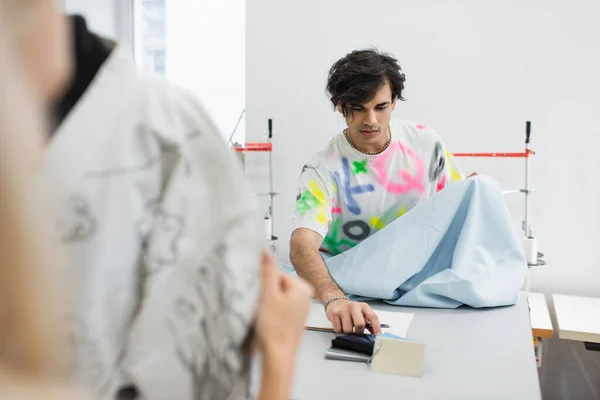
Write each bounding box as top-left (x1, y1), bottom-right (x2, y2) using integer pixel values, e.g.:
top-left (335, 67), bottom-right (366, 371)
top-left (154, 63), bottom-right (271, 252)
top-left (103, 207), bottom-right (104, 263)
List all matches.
top-left (528, 292), bottom-right (553, 339)
top-left (250, 293), bottom-right (541, 399)
top-left (553, 294), bottom-right (600, 345)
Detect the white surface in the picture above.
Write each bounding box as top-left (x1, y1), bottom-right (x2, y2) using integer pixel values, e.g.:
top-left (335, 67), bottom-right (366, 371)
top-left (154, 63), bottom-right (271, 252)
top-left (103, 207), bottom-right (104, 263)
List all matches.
top-left (527, 292), bottom-right (553, 338)
top-left (252, 293), bottom-right (541, 399)
top-left (246, 0), bottom-right (600, 298)
top-left (165, 0), bottom-right (246, 142)
top-left (304, 302), bottom-right (414, 338)
top-left (553, 294), bottom-right (600, 343)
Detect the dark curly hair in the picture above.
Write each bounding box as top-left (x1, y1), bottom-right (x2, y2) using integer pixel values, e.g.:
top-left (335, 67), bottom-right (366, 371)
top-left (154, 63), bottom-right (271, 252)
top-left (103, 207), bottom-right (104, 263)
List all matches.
top-left (326, 48), bottom-right (406, 116)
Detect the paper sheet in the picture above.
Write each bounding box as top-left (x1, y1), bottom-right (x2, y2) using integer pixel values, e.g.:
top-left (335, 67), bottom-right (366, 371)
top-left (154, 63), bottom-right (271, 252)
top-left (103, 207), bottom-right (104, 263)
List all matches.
top-left (304, 303), bottom-right (414, 338)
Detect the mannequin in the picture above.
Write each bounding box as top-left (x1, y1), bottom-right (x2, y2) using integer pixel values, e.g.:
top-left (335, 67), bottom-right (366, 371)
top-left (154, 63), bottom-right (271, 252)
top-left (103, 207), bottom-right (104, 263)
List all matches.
top-left (45, 15), bottom-right (310, 400)
top-left (44, 15), bottom-right (264, 400)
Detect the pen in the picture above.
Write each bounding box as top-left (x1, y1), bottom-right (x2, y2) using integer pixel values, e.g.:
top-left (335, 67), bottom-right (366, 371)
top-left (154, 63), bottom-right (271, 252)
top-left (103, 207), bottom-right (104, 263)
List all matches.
top-left (366, 324), bottom-right (390, 329)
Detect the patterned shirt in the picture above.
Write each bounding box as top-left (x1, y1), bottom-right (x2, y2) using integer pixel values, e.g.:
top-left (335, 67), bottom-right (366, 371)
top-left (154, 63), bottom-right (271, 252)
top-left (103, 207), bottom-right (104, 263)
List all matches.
top-left (47, 46), bottom-right (260, 400)
top-left (293, 120), bottom-right (464, 255)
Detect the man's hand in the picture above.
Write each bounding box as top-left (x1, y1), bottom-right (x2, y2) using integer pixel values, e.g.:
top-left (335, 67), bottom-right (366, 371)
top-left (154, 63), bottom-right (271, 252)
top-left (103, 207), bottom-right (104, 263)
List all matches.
top-left (325, 299), bottom-right (381, 335)
top-left (291, 229), bottom-right (382, 335)
top-left (256, 252), bottom-right (314, 357)
top-left (255, 252), bottom-right (314, 400)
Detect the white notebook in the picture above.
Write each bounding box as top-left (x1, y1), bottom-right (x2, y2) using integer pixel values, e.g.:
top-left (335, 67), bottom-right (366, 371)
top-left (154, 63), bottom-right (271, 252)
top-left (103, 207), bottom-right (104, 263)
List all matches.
top-left (304, 302), bottom-right (414, 338)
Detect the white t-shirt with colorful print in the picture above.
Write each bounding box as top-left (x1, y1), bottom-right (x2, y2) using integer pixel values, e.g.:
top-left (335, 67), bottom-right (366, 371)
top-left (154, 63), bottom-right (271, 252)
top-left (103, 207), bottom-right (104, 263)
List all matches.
top-left (293, 120), bottom-right (464, 256)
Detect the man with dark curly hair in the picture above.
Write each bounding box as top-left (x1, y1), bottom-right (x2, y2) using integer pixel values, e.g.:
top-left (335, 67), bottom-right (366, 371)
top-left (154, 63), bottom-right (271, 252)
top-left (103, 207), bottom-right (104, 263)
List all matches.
top-left (290, 48), bottom-right (474, 334)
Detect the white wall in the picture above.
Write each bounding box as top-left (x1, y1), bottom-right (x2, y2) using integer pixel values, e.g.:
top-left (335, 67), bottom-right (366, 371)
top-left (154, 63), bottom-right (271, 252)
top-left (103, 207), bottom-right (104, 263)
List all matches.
top-left (165, 0), bottom-right (246, 142)
top-left (247, 0), bottom-right (600, 297)
top-left (64, 0), bottom-right (132, 48)
top-left (64, 0), bottom-right (115, 39)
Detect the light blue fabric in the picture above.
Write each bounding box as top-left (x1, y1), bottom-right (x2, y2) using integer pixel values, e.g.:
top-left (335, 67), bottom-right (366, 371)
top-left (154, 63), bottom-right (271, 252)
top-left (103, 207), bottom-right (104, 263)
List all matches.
top-left (283, 176), bottom-right (528, 308)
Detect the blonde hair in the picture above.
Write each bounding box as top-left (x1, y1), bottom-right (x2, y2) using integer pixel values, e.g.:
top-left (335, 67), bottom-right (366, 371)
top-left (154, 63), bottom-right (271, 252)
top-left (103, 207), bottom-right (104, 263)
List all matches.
top-left (0, 0), bottom-right (66, 384)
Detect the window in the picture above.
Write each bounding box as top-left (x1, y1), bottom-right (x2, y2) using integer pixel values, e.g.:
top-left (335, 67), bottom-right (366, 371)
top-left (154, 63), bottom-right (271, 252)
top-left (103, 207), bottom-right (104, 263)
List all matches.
top-left (132, 0), bottom-right (245, 142)
top-left (133, 0), bottom-right (166, 76)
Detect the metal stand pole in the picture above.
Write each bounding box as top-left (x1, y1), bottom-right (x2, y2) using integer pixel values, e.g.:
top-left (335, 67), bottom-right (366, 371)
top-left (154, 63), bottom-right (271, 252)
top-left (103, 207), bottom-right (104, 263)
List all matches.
top-left (267, 119), bottom-right (275, 239)
top-left (524, 121), bottom-right (531, 237)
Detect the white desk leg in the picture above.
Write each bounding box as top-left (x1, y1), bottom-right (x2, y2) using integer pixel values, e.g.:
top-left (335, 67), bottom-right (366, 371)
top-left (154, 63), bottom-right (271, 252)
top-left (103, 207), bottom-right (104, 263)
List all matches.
top-left (533, 336), bottom-right (543, 367)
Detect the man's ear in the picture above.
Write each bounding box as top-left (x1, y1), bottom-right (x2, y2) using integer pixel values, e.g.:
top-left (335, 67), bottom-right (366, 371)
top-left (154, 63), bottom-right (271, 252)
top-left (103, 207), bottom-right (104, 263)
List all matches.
top-left (391, 98), bottom-right (397, 112)
top-left (336, 103), bottom-right (343, 114)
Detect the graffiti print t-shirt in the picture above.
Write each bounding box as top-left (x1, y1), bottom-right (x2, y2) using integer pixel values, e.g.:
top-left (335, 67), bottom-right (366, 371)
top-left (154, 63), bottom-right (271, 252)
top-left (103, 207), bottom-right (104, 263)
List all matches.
top-left (293, 120), bottom-right (464, 256)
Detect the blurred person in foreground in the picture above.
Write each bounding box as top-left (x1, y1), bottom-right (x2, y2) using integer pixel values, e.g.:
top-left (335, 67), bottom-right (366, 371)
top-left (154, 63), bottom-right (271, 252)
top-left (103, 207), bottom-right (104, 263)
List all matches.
top-left (0, 0), bottom-right (78, 398)
top-left (1, 1), bottom-right (313, 399)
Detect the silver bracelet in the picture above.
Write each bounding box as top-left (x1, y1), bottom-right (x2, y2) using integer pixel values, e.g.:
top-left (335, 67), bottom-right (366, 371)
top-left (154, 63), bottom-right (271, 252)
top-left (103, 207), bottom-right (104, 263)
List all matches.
top-left (324, 295), bottom-right (349, 310)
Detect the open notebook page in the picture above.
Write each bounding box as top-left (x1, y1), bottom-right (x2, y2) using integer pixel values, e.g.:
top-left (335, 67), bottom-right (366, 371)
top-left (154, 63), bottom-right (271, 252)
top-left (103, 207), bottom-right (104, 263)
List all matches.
top-left (304, 302), bottom-right (414, 338)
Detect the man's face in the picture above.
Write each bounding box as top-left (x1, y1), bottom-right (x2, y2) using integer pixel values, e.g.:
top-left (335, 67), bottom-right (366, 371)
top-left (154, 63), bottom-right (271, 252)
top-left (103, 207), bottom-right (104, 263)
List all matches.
top-left (338, 80), bottom-right (396, 152)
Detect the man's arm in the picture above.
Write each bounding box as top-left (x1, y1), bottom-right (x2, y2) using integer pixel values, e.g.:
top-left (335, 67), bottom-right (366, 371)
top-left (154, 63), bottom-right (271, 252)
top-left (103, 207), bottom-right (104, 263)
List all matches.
top-left (290, 228), bottom-right (381, 335)
top-left (290, 228), bottom-right (343, 304)
top-left (428, 131), bottom-right (473, 193)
